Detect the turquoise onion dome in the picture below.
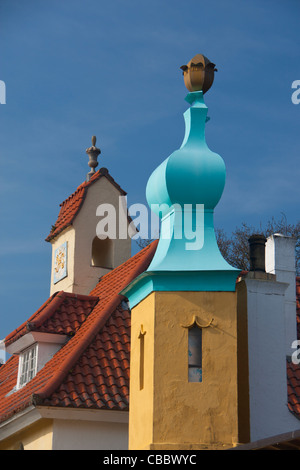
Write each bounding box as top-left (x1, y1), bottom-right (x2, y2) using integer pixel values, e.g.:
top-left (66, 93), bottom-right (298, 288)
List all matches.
top-left (146, 90), bottom-right (225, 215)
top-left (145, 54), bottom-right (239, 289)
top-left (121, 55), bottom-right (240, 307)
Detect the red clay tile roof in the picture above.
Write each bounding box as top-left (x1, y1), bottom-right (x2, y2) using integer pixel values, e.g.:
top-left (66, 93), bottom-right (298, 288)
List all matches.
top-left (287, 276), bottom-right (300, 419)
top-left (5, 292), bottom-right (99, 347)
top-left (39, 304), bottom-right (131, 410)
top-left (45, 169), bottom-right (127, 242)
top-left (287, 357), bottom-right (300, 419)
top-left (1, 246), bottom-right (299, 426)
top-left (0, 241), bottom-right (158, 423)
top-left (297, 277), bottom-right (300, 340)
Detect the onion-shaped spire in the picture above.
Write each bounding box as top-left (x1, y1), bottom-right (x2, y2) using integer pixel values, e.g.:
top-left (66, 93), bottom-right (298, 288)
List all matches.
top-left (144, 55), bottom-right (239, 291)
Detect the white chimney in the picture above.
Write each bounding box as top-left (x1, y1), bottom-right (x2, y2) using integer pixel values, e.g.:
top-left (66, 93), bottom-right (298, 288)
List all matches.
top-left (265, 234), bottom-right (297, 356)
top-left (236, 233), bottom-right (299, 442)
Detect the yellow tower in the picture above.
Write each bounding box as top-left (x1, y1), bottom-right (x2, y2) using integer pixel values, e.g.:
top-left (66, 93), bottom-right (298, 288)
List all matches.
top-left (129, 291), bottom-right (240, 450)
top-left (122, 55), bottom-right (242, 450)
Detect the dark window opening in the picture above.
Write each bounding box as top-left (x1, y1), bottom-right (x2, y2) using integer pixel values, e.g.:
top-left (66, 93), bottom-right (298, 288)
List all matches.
top-left (188, 326), bottom-right (202, 382)
top-left (91, 236), bottom-right (113, 269)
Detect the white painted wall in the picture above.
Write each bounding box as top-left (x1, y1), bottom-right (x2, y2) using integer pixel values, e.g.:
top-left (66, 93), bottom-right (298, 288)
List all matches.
top-left (72, 177), bottom-right (131, 295)
top-left (36, 339), bottom-right (66, 373)
top-left (244, 277), bottom-right (300, 442)
top-left (265, 234), bottom-right (297, 356)
top-left (52, 418), bottom-right (128, 450)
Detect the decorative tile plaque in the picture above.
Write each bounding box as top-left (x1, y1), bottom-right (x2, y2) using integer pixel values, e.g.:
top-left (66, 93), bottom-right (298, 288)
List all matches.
top-left (53, 241), bottom-right (67, 284)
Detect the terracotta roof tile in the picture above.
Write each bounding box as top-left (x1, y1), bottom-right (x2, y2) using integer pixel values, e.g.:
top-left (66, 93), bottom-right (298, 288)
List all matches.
top-left (1, 243), bottom-right (299, 426)
top-left (0, 241), bottom-right (158, 422)
top-left (42, 307), bottom-right (132, 411)
top-left (287, 276), bottom-right (300, 419)
top-left (5, 292), bottom-right (99, 347)
top-left (288, 358), bottom-right (300, 419)
top-left (297, 277), bottom-right (300, 339)
top-left (45, 169), bottom-right (127, 242)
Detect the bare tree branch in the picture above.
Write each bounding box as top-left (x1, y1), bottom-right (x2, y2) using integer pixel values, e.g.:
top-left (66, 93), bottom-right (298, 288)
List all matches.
top-left (216, 214), bottom-right (300, 275)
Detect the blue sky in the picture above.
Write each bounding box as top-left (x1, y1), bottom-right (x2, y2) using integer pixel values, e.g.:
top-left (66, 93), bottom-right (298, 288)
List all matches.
top-left (0, 0), bottom-right (299, 338)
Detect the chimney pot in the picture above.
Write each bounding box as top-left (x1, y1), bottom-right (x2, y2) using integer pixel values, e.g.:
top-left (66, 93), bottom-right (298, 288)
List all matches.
top-left (248, 234), bottom-right (267, 272)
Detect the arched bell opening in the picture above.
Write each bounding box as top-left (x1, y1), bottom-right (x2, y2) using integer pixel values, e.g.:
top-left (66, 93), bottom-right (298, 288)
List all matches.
top-left (91, 236), bottom-right (113, 269)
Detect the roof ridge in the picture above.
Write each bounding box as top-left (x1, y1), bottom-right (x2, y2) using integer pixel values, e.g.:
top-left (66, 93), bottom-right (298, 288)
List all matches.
top-left (26, 291), bottom-right (67, 331)
top-left (59, 185), bottom-right (85, 207)
top-left (32, 294), bottom-right (124, 401)
top-left (27, 293), bottom-right (99, 332)
top-left (63, 292), bottom-right (99, 302)
top-left (46, 169), bottom-right (128, 242)
top-left (5, 292), bottom-right (100, 347)
top-left (59, 170), bottom-right (103, 206)
top-left (5, 291), bottom-right (61, 346)
top-left (89, 240), bottom-right (158, 295)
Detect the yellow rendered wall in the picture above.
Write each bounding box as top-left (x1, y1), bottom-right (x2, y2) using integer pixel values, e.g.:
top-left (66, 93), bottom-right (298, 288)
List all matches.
top-left (129, 293), bottom-right (155, 449)
top-left (129, 291), bottom-right (239, 450)
top-left (0, 419), bottom-right (53, 450)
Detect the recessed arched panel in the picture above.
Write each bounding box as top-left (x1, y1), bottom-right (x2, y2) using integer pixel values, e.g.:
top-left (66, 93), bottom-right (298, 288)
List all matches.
top-left (91, 236), bottom-right (113, 269)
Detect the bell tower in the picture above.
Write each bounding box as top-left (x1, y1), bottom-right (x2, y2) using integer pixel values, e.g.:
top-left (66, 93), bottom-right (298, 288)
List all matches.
top-left (47, 137), bottom-right (133, 296)
top-left (122, 55), bottom-right (241, 450)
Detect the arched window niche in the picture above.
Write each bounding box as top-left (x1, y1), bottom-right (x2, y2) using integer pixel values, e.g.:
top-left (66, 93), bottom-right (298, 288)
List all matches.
top-left (91, 236), bottom-right (114, 269)
top-left (182, 315), bottom-right (214, 383)
top-left (188, 325), bottom-right (202, 383)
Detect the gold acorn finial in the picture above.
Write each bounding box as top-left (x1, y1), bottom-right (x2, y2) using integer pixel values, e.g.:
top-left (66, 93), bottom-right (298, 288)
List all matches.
top-left (180, 54), bottom-right (217, 94)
